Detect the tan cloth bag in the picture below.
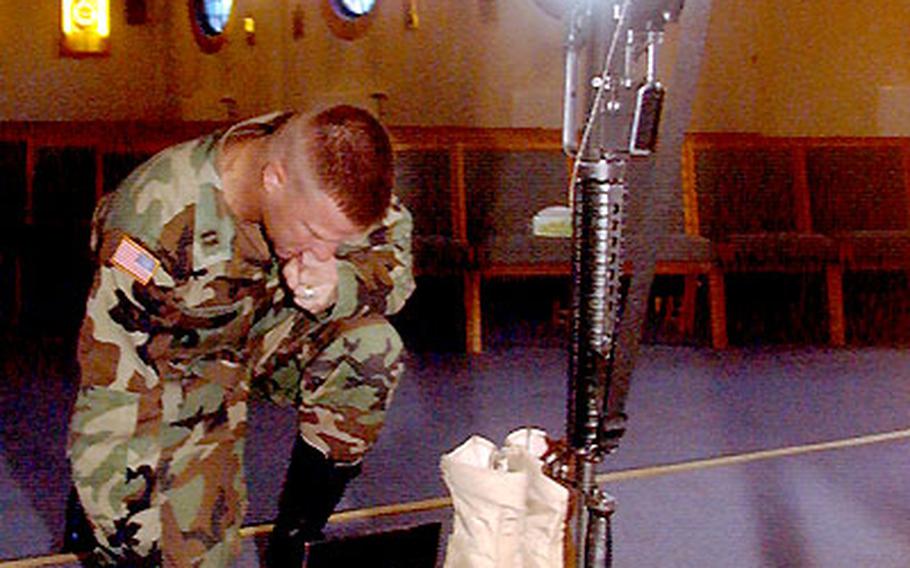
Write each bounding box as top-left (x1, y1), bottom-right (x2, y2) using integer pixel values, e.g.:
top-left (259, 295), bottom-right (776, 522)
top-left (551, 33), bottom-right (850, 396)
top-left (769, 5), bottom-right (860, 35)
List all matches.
top-left (441, 429), bottom-right (569, 568)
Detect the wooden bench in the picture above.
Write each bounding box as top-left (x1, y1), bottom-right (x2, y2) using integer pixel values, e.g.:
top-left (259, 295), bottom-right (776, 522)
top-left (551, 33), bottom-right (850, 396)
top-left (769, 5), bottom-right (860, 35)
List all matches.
top-left (0, 121), bottom-right (718, 352)
top-left (458, 130), bottom-right (722, 352)
top-left (683, 133), bottom-right (910, 346)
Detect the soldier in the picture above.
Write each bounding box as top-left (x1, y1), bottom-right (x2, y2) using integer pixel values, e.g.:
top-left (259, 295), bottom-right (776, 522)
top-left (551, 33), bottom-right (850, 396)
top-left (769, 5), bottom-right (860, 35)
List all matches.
top-left (65, 105), bottom-right (414, 566)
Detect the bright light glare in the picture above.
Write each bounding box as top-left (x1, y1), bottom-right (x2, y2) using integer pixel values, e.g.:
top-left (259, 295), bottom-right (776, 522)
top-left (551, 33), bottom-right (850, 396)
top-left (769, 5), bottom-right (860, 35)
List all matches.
top-left (338, 0), bottom-right (377, 17)
top-left (202, 0), bottom-right (233, 33)
top-left (62, 0), bottom-right (110, 38)
top-left (96, 0), bottom-right (109, 36)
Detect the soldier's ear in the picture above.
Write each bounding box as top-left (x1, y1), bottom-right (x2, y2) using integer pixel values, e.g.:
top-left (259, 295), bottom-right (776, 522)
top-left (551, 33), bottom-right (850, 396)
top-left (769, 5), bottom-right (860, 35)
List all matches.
top-left (262, 161), bottom-right (287, 195)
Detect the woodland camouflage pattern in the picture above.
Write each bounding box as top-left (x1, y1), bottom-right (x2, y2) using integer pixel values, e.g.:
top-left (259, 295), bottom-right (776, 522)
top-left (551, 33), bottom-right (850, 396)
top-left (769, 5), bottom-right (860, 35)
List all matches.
top-left (67, 112), bottom-right (414, 566)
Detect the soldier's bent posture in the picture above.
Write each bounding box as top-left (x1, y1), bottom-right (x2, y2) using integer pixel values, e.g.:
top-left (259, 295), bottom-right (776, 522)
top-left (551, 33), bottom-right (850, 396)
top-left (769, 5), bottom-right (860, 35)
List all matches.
top-left (65, 106), bottom-right (414, 566)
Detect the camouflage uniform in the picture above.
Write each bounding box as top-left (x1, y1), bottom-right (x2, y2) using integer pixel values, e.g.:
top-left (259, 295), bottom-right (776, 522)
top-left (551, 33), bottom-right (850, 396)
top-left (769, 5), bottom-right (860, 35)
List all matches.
top-left (67, 112), bottom-right (415, 566)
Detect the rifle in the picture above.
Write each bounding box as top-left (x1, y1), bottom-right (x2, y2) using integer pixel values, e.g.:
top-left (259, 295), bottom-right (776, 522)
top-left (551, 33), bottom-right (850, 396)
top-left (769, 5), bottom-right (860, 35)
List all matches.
top-left (531, 1), bottom-right (709, 565)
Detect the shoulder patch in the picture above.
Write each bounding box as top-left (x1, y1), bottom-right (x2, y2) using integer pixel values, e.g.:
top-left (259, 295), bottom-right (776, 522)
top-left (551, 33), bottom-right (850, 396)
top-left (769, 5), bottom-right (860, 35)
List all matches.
top-left (111, 236), bottom-right (160, 285)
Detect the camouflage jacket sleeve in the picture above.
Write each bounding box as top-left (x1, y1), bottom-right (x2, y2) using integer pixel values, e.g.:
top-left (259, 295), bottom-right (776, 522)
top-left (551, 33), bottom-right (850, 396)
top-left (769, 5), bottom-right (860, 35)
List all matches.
top-left (77, 197), bottom-right (173, 393)
top-left (330, 195), bottom-right (415, 320)
top-left (75, 136), bottom-right (272, 392)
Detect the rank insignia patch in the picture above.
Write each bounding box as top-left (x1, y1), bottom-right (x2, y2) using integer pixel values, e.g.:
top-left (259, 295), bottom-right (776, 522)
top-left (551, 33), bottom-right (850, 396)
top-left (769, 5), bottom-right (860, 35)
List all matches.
top-left (111, 236), bottom-right (160, 285)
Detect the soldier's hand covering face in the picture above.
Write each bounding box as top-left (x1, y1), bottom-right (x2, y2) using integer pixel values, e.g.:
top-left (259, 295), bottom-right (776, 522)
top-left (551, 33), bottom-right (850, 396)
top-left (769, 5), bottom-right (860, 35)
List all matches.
top-left (283, 251), bottom-right (339, 313)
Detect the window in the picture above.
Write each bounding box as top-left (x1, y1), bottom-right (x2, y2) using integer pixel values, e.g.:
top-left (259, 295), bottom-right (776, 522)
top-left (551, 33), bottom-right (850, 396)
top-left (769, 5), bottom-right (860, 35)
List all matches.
top-left (331, 0), bottom-right (377, 19)
top-left (196, 0), bottom-right (233, 34)
top-left (191, 0), bottom-right (233, 52)
top-left (323, 0), bottom-right (377, 39)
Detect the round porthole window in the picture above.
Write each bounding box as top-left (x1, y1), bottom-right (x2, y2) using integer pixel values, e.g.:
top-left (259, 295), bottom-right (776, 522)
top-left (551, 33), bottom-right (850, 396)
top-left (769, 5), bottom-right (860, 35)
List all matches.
top-left (323, 0), bottom-right (377, 40)
top-left (332, 0), bottom-right (377, 19)
top-left (191, 0), bottom-right (234, 52)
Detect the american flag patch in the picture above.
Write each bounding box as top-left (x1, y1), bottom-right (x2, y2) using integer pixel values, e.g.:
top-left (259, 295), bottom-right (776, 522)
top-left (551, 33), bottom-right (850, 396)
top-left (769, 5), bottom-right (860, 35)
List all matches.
top-left (111, 236), bottom-right (159, 285)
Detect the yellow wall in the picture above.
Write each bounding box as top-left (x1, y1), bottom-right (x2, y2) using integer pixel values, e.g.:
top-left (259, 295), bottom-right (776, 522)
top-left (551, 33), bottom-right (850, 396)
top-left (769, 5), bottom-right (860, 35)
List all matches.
top-left (1, 1), bottom-right (909, 134)
top-left (688, 0), bottom-right (763, 132)
top-left (756, 0), bottom-right (910, 136)
top-left (0, 1), bottom-right (568, 124)
top-left (165, 1), bottom-right (569, 125)
top-left (0, 3), bottom-right (171, 119)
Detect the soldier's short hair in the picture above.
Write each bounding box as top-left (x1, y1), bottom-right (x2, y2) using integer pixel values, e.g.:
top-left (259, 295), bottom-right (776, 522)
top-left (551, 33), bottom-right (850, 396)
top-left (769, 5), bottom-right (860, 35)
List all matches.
top-left (274, 105), bottom-right (393, 229)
